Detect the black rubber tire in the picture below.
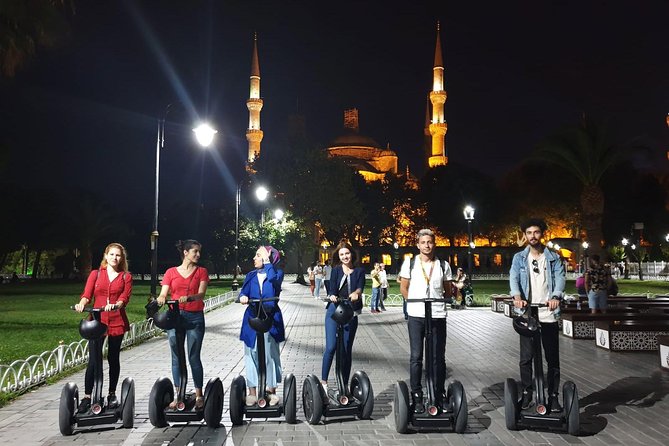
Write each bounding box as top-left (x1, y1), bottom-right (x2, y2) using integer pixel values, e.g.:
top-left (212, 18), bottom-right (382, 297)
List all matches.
top-left (301, 374), bottom-right (323, 425)
top-left (504, 378), bottom-right (519, 430)
top-left (283, 374), bottom-right (297, 424)
top-left (121, 377), bottom-right (135, 428)
top-left (563, 381), bottom-right (580, 436)
top-left (148, 377), bottom-right (173, 427)
top-left (465, 294), bottom-right (474, 307)
top-left (203, 378), bottom-right (224, 427)
top-left (448, 381), bottom-right (468, 433)
top-left (350, 370), bottom-right (374, 419)
top-left (58, 382), bottom-right (78, 436)
top-left (394, 380), bottom-right (410, 434)
top-left (229, 375), bottom-right (246, 426)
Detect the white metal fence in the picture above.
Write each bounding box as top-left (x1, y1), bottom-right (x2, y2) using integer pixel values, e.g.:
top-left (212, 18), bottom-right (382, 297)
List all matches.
top-left (0, 291), bottom-right (236, 394)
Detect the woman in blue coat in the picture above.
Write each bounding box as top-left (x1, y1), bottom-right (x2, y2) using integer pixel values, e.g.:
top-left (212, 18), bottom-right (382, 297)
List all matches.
top-left (238, 245), bottom-right (284, 406)
top-left (321, 240), bottom-right (365, 393)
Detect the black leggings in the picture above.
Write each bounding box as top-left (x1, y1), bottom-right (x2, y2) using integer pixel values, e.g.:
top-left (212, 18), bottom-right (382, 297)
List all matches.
top-left (85, 334), bottom-right (124, 395)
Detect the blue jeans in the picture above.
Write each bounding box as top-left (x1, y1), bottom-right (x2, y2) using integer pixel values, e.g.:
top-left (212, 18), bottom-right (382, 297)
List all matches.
top-left (370, 287), bottom-right (380, 310)
top-left (315, 278), bottom-right (323, 297)
top-left (244, 332), bottom-right (282, 388)
top-left (588, 289), bottom-right (608, 310)
top-left (321, 303), bottom-right (358, 384)
top-left (167, 310), bottom-right (205, 389)
top-left (408, 316), bottom-right (446, 395)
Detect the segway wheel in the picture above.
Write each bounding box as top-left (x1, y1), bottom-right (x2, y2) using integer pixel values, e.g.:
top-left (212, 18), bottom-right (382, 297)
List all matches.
top-left (504, 378), bottom-right (519, 430)
top-left (393, 380), bottom-right (410, 434)
top-left (447, 381), bottom-right (468, 433)
top-left (148, 377), bottom-right (174, 427)
top-left (58, 382), bottom-right (78, 436)
top-left (350, 370), bottom-right (374, 419)
top-left (465, 293), bottom-right (474, 307)
top-left (283, 373), bottom-right (297, 424)
top-left (229, 375), bottom-right (246, 426)
top-left (563, 381), bottom-right (580, 436)
top-left (120, 377), bottom-right (135, 428)
top-left (301, 374), bottom-right (323, 425)
top-left (203, 378), bottom-right (224, 427)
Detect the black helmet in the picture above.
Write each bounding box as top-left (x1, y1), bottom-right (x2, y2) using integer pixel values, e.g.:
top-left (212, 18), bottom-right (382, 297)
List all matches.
top-left (79, 317), bottom-right (107, 340)
top-left (331, 302), bottom-right (354, 325)
top-left (513, 315), bottom-right (540, 337)
top-left (153, 308), bottom-right (179, 330)
top-left (249, 304), bottom-right (273, 333)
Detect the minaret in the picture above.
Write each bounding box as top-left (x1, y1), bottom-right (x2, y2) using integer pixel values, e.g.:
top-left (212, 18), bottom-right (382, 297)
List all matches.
top-left (428, 21), bottom-right (448, 168)
top-left (246, 32), bottom-right (264, 165)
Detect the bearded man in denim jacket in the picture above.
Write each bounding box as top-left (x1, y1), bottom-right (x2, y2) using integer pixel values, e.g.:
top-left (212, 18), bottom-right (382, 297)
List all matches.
top-left (510, 218), bottom-right (565, 413)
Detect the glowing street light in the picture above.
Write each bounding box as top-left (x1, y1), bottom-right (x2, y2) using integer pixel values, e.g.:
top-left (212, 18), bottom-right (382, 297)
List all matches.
top-left (463, 205), bottom-right (475, 281)
top-left (192, 123), bottom-right (218, 147)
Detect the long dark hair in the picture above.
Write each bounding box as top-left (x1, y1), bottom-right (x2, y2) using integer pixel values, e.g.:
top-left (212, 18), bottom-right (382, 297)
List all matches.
top-left (175, 239), bottom-right (201, 260)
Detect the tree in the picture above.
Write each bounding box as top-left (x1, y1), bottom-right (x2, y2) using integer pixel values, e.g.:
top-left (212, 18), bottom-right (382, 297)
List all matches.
top-left (533, 114), bottom-right (646, 256)
top-left (0, 0), bottom-right (75, 77)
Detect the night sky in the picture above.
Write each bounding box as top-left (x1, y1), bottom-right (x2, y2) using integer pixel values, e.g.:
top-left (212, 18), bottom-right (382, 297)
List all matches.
top-left (1, 0), bottom-right (667, 213)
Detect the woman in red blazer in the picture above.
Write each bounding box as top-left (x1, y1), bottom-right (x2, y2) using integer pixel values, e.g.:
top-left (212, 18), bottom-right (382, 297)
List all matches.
top-left (74, 242), bottom-right (132, 413)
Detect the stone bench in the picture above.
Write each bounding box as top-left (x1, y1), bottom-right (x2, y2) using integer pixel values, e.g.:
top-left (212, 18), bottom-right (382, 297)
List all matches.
top-left (562, 312), bottom-right (669, 339)
top-left (594, 320), bottom-right (669, 351)
top-left (658, 335), bottom-right (669, 370)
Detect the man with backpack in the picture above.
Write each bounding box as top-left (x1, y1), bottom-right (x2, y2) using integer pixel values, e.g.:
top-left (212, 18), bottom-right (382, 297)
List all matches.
top-left (399, 228), bottom-right (453, 413)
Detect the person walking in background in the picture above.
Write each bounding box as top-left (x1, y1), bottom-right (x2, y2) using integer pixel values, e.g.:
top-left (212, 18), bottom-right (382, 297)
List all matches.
top-left (321, 241), bottom-right (365, 395)
top-left (585, 254), bottom-right (612, 314)
top-left (74, 242), bottom-right (132, 413)
top-left (399, 228), bottom-right (453, 413)
top-left (510, 218), bottom-right (565, 413)
top-left (307, 262), bottom-right (316, 297)
top-left (323, 259), bottom-right (332, 295)
top-left (378, 263), bottom-right (388, 311)
top-left (157, 239), bottom-right (210, 410)
top-left (370, 262), bottom-right (382, 313)
top-left (314, 262), bottom-right (324, 298)
top-left (237, 246), bottom-right (285, 406)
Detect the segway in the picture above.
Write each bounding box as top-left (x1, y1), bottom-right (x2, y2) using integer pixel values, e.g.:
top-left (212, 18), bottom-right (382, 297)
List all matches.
top-left (504, 303), bottom-right (579, 435)
top-left (229, 297), bottom-right (297, 425)
top-left (302, 296), bottom-right (374, 424)
top-left (148, 299), bottom-right (224, 427)
top-left (59, 306), bottom-right (135, 436)
top-left (394, 296), bottom-right (467, 433)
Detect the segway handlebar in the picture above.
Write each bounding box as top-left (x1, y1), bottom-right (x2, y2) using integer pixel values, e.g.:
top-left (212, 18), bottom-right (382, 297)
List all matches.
top-left (162, 296), bottom-right (196, 305)
top-left (247, 297), bottom-right (280, 303)
top-left (70, 305), bottom-right (119, 312)
top-left (406, 297), bottom-right (449, 303)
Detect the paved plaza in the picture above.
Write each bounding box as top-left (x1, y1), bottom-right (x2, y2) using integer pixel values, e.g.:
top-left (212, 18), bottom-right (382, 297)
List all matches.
top-left (0, 282), bottom-right (667, 445)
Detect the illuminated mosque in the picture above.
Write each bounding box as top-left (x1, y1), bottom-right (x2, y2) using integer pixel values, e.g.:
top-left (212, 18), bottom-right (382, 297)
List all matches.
top-left (244, 24), bottom-right (449, 183)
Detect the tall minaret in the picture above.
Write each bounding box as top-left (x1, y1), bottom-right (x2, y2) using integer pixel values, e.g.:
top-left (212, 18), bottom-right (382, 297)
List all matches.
top-left (428, 22), bottom-right (448, 168)
top-left (246, 32), bottom-right (264, 165)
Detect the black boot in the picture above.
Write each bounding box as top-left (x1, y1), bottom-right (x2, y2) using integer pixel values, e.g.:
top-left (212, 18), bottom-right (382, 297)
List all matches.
top-left (412, 392), bottom-right (425, 414)
top-left (521, 390), bottom-right (534, 410)
top-left (548, 394), bottom-right (563, 413)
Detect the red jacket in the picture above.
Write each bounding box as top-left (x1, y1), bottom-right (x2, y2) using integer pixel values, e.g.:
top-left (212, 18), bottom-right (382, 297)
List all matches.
top-left (81, 268), bottom-right (132, 336)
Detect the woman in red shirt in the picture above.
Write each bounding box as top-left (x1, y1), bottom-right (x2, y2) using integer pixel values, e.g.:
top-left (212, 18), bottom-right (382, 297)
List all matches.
top-left (74, 242), bottom-right (132, 413)
top-left (157, 239), bottom-right (210, 410)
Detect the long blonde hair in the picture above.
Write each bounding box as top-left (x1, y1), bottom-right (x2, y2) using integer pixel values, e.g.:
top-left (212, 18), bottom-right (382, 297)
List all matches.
top-left (99, 243), bottom-right (129, 272)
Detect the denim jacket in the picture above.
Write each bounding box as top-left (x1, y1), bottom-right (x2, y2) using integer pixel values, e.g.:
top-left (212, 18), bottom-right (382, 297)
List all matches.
top-left (509, 246), bottom-right (565, 301)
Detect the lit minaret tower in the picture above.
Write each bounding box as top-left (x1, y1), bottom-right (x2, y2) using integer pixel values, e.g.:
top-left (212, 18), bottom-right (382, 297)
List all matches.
top-left (428, 22), bottom-right (447, 168)
top-left (246, 33), bottom-right (263, 165)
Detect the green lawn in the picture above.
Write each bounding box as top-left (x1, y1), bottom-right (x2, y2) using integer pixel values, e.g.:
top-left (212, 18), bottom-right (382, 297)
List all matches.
top-left (1, 277), bottom-right (667, 365)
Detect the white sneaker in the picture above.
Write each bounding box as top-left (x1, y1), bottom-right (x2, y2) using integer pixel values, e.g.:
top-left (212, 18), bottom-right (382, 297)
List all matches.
top-left (268, 394), bottom-right (280, 406)
top-left (245, 395), bottom-right (258, 406)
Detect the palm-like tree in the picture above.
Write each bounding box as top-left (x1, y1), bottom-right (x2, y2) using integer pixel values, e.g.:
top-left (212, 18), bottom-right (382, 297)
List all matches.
top-left (0, 0), bottom-right (74, 77)
top-left (533, 114), bottom-right (644, 256)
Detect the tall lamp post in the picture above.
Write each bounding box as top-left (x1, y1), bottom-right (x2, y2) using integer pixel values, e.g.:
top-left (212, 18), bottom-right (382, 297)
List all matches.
top-left (463, 205), bottom-right (475, 281)
top-left (393, 241), bottom-right (400, 275)
top-left (150, 113), bottom-right (217, 298)
top-left (581, 241), bottom-right (589, 274)
top-left (255, 186), bottom-right (269, 244)
top-left (621, 238), bottom-right (630, 279)
top-left (232, 184), bottom-right (241, 291)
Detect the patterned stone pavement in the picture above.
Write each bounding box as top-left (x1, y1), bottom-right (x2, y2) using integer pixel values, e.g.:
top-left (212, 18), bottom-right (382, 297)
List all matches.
top-left (1, 282), bottom-right (667, 445)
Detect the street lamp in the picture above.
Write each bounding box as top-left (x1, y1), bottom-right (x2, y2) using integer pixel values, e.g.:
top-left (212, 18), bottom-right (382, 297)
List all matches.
top-left (255, 186), bottom-right (269, 243)
top-left (273, 208), bottom-right (284, 221)
top-left (463, 205), bottom-right (475, 281)
top-left (232, 184), bottom-right (241, 291)
top-left (150, 110), bottom-right (217, 298)
top-left (621, 238), bottom-right (630, 279)
top-left (581, 241), bottom-right (589, 273)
